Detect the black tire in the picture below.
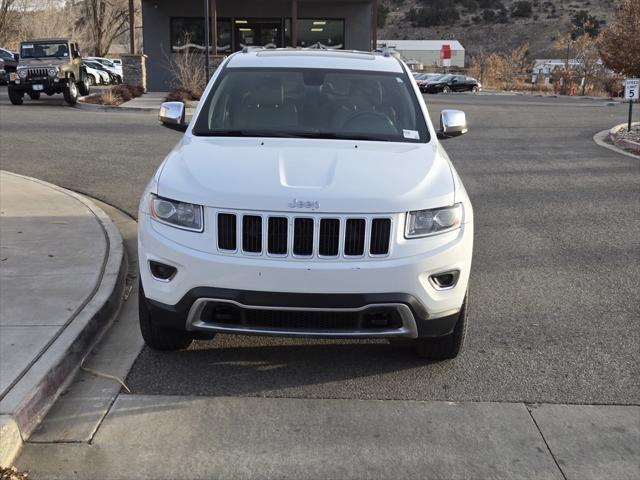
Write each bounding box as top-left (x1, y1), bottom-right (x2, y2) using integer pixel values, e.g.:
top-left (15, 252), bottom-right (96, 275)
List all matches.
top-left (8, 87), bottom-right (23, 105)
top-left (472, 85), bottom-right (479, 93)
top-left (78, 73), bottom-right (90, 96)
top-left (138, 281), bottom-right (194, 351)
top-left (63, 79), bottom-right (79, 104)
top-left (28, 92), bottom-right (40, 100)
top-left (442, 86), bottom-right (451, 94)
top-left (87, 74), bottom-right (95, 86)
top-left (414, 293), bottom-right (468, 361)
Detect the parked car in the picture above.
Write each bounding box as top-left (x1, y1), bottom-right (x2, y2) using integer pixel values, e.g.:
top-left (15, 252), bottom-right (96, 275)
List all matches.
top-left (414, 73), bottom-right (443, 92)
top-left (423, 74), bottom-right (482, 94)
top-left (138, 48), bottom-right (474, 361)
top-left (86, 57), bottom-right (122, 83)
top-left (0, 48), bottom-right (18, 84)
top-left (83, 60), bottom-right (110, 85)
top-left (7, 38), bottom-right (90, 105)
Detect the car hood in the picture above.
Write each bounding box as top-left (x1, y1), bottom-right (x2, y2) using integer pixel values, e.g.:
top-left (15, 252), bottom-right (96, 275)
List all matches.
top-left (19, 57), bottom-right (68, 67)
top-left (157, 136), bottom-right (454, 214)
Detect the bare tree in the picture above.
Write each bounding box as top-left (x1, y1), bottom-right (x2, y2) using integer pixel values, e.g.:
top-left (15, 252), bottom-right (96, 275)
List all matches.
top-left (599, 0), bottom-right (640, 77)
top-left (573, 34), bottom-right (603, 95)
top-left (74, 0), bottom-right (129, 56)
top-left (0, 0), bottom-right (18, 45)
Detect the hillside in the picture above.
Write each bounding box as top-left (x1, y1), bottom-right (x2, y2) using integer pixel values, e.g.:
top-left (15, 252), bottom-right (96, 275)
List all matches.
top-left (379, 0), bottom-right (615, 60)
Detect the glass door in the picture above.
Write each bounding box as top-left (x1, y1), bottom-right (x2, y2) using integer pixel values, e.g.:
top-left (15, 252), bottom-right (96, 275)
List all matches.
top-left (234, 19), bottom-right (283, 50)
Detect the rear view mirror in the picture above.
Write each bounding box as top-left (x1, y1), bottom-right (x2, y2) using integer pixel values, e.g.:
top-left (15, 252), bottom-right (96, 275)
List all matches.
top-left (438, 109), bottom-right (467, 139)
top-left (159, 102), bottom-right (187, 132)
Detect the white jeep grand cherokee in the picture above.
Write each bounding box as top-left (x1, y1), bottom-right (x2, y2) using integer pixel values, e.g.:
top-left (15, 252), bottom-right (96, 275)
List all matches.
top-left (138, 49), bottom-right (473, 360)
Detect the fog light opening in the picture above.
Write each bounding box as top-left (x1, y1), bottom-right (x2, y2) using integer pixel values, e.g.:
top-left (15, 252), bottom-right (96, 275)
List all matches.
top-left (429, 270), bottom-right (460, 290)
top-left (149, 260), bottom-right (177, 281)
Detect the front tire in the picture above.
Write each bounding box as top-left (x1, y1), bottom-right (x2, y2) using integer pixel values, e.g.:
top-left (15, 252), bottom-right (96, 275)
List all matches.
top-left (28, 92), bottom-right (40, 100)
top-left (63, 79), bottom-right (79, 104)
top-left (442, 86), bottom-right (451, 94)
top-left (414, 293), bottom-right (468, 361)
top-left (472, 85), bottom-right (479, 93)
top-left (8, 87), bottom-right (23, 105)
top-left (78, 74), bottom-right (90, 96)
top-left (138, 281), bottom-right (194, 351)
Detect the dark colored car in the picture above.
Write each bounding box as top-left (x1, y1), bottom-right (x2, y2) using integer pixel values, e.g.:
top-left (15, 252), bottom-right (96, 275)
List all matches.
top-left (0, 48), bottom-right (18, 84)
top-left (414, 73), bottom-right (442, 92)
top-left (423, 74), bottom-right (482, 94)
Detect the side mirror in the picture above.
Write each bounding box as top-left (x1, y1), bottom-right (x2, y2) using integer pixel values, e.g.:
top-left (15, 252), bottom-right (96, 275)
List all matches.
top-left (159, 102), bottom-right (187, 132)
top-left (438, 109), bottom-right (467, 139)
top-left (13, 53), bottom-right (19, 61)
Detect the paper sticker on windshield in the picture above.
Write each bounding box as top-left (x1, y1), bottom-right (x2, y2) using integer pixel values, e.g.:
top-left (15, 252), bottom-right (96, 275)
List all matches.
top-left (403, 129), bottom-right (420, 140)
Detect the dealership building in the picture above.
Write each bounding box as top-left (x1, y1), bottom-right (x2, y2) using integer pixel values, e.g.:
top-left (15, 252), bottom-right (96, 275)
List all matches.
top-left (141, 0), bottom-right (379, 91)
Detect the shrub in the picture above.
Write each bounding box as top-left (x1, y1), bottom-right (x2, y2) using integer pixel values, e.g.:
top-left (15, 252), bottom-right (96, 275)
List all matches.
top-left (406, 0), bottom-right (459, 27)
top-left (166, 87), bottom-right (201, 102)
top-left (483, 9), bottom-right (496, 22)
top-left (511, 1), bottom-right (533, 17)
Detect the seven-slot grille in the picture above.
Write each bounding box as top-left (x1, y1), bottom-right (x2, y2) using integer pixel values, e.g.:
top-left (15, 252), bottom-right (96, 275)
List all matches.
top-left (216, 212), bottom-right (392, 258)
top-left (26, 68), bottom-right (49, 79)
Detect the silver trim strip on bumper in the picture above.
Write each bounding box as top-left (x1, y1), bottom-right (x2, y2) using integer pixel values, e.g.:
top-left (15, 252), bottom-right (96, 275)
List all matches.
top-left (186, 298), bottom-right (420, 339)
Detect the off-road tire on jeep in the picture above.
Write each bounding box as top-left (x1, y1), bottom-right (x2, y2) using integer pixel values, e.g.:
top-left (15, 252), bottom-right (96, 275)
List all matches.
top-left (63, 79), bottom-right (79, 104)
top-left (78, 73), bottom-right (90, 96)
top-left (414, 292), bottom-right (468, 361)
top-left (28, 92), bottom-right (40, 100)
top-left (8, 87), bottom-right (23, 105)
top-left (138, 281), bottom-right (196, 351)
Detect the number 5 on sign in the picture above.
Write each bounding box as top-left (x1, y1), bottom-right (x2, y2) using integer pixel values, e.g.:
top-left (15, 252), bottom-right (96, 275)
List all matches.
top-left (625, 78), bottom-right (639, 100)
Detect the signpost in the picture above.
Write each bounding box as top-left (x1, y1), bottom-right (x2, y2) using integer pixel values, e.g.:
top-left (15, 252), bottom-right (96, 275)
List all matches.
top-left (624, 78), bottom-right (639, 132)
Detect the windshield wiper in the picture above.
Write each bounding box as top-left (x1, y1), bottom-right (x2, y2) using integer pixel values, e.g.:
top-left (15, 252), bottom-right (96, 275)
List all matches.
top-left (194, 129), bottom-right (391, 142)
top-left (194, 129), bottom-right (301, 138)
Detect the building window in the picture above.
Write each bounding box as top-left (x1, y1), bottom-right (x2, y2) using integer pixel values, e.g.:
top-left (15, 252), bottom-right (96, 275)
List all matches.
top-left (170, 17), bottom-right (232, 53)
top-left (285, 19), bottom-right (345, 49)
top-left (233, 18), bottom-right (282, 50)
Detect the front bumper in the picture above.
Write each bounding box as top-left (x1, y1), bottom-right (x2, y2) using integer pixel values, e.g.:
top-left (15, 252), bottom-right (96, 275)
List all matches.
top-left (139, 212), bottom-right (473, 339)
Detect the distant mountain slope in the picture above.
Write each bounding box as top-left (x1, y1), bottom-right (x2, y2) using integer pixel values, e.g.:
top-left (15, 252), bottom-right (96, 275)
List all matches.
top-left (378, 0), bottom-right (614, 60)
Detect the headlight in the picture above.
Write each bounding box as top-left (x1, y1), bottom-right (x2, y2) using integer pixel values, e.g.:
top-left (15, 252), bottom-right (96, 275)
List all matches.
top-left (150, 195), bottom-right (203, 232)
top-left (48, 67), bottom-right (58, 77)
top-left (405, 204), bottom-right (463, 238)
top-left (17, 69), bottom-right (27, 79)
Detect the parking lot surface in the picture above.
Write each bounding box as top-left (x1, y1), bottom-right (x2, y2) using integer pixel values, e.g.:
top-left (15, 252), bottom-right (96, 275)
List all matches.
top-left (1, 88), bottom-right (638, 406)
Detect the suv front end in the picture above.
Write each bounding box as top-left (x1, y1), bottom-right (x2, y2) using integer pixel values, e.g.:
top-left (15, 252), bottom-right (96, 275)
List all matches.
top-left (138, 50), bottom-right (474, 360)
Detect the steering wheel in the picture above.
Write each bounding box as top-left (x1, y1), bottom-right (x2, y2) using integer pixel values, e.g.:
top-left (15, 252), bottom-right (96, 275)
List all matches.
top-left (342, 111), bottom-right (397, 134)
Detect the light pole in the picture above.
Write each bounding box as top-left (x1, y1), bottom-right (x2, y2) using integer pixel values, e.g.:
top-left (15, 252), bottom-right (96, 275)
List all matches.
top-left (204, 0), bottom-right (210, 78)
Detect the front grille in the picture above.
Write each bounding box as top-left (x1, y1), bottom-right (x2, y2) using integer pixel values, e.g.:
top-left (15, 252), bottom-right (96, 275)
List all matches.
top-left (26, 68), bottom-right (48, 79)
top-left (201, 303), bottom-right (403, 331)
top-left (217, 211), bottom-right (392, 258)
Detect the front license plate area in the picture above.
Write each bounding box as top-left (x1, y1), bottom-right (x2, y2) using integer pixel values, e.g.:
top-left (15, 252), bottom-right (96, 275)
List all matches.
top-left (32, 84), bottom-right (43, 91)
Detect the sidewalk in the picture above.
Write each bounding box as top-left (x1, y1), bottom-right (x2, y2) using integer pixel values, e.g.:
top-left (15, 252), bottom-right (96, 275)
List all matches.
top-left (0, 171), bottom-right (125, 466)
top-left (15, 395), bottom-right (640, 480)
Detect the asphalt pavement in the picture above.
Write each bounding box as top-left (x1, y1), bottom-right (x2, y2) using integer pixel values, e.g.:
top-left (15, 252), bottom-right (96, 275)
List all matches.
top-left (0, 87), bottom-right (638, 406)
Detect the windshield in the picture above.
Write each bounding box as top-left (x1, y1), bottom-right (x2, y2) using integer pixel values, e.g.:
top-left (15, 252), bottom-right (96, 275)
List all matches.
top-left (434, 74), bottom-right (453, 82)
top-left (193, 67), bottom-right (430, 143)
top-left (20, 42), bottom-right (68, 59)
top-left (96, 59), bottom-right (115, 67)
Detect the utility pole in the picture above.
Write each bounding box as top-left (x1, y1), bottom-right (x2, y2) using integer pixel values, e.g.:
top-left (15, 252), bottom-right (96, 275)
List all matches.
top-left (128, 0), bottom-right (135, 54)
top-left (204, 0), bottom-right (210, 78)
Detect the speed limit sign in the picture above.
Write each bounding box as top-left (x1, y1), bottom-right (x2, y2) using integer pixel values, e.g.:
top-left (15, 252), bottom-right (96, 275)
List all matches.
top-left (625, 78), bottom-right (639, 100)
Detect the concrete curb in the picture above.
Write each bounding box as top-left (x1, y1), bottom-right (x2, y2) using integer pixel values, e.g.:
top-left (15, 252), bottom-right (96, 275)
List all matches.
top-left (593, 124), bottom-right (640, 160)
top-left (609, 122), bottom-right (640, 153)
top-left (0, 172), bottom-right (127, 467)
top-left (74, 98), bottom-right (158, 113)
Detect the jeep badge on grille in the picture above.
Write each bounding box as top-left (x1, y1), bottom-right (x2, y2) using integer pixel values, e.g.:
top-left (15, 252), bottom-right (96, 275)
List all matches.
top-left (288, 199), bottom-right (320, 210)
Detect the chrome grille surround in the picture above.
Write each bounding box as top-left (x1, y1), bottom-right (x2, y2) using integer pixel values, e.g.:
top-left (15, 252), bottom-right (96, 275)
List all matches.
top-left (214, 209), bottom-right (395, 260)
